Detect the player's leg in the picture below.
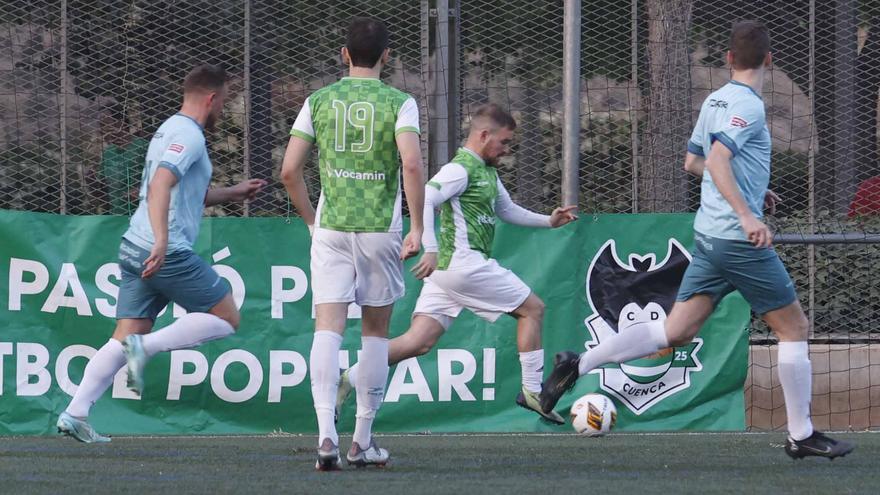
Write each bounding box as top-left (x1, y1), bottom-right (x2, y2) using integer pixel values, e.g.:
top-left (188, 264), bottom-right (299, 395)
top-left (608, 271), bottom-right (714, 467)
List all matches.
top-left (310, 228), bottom-right (358, 470)
top-left (347, 304), bottom-right (394, 466)
top-left (313, 302), bottom-right (349, 470)
top-left (763, 301), bottom-right (814, 442)
top-left (58, 317), bottom-right (153, 443)
top-left (581, 294), bottom-right (715, 374)
top-left (345, 231), bottom-right (405, 467)
top-left (339, 281), bottom-right (454, 422)
top-left (344, 315), bottom-right (447, 391)
top-left (540, 237), bottom-right (728, 413)
top-left (59, 240), bottom-right (164, 442)
top-left (389, 316), bottom-right (448, 363)
top-left (121, 249), bottom-right (235, 396)
top-left (713, 236), bottom-right (852, 458)
top-left (510, 292), bottom-right (545, 393)
top-left (769, 303), bottom-right (853, 459)
top-left (506, 292), bottom-right (565, 424)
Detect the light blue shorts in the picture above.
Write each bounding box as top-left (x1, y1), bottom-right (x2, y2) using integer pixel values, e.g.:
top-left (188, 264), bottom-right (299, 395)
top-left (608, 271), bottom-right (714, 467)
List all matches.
top-left (116, 238), bottom-right (230, 320)
top-left (676, 232), bottom-right (798, 315)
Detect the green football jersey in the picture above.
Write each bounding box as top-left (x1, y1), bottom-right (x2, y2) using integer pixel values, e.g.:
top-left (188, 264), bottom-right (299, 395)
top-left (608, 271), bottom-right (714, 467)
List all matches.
top-left (291, 77), bottom-right (420, 232)
top-left (432, 148), bottom-right (499, 270)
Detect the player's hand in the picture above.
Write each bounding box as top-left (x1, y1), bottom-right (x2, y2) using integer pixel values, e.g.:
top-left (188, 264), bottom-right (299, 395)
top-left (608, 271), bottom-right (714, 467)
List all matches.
top-left (401, 228), bottom-right (422, 260)
top-left (231, 179), bottom-right (267, 202)
top-left (411, 252), bottom-right (438, 279)
top-left (763, 189), bottom-right (780, 215)
top-left (740, 214), bottom-right (772, 248)
top-left (549, 205), bottom-right (579, 227)
top-left (142, 242), bottom-right (167, 279)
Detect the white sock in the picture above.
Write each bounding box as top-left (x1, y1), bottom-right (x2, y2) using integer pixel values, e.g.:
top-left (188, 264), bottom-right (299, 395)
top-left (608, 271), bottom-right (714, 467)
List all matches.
top-left (579, 320), bottom-right (669, 376)
top-left (310, 330), bottom-right (342, 446)
top-left (347, 362), bottom-right (360, 387)
top-left (65, 339), bottom-right (125, 418)
top-left (141, 312), bottom-right (234, 357)
top-left (519, 349), bottom-right (544, 393)
top-left (778, 341), bottom-right (814, 441)
top-left (352, 336), bottom-right (389, 448)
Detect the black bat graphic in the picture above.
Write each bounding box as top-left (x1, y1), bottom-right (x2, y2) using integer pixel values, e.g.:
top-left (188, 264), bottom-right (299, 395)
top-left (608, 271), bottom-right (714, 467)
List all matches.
top-left (587, 241), bottom-right (690, 333)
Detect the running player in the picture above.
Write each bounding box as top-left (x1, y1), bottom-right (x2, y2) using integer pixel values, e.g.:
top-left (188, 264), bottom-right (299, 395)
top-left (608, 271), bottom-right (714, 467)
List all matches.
top-left (57, 64), bottom-right (266, 442)
top-left (540, 21), bottom-right (854, 460)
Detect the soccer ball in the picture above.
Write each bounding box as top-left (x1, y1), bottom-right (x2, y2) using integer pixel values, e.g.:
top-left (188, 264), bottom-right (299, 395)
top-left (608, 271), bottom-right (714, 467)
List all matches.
top-left (570, 393), bottom-right (617, 436)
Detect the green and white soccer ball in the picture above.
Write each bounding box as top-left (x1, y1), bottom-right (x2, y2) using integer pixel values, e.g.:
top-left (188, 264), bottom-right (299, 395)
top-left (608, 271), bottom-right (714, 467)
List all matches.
top-left (570, 393), bottom-right (617, 436)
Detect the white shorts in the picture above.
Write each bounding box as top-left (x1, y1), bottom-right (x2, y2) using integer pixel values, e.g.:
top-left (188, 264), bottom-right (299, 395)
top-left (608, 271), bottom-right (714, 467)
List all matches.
top-left (310, 228), bottom-right (404, 306)
top-left (413, 257), bottom-right (531, 329)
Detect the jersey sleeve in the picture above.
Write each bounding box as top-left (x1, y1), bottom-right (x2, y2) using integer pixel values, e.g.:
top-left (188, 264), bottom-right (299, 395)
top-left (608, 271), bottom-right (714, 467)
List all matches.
top-left (156, 130), bottom-right (206, 180)
top-left (421, 186), bottom-right (444, 253)
top-left (494, 178), bottom-right (552, 227)
top-left (426, 162), bottom-right (468, 201)
top-left (290, 96), bottom-right (315, 143)
top-left (422, 163), bottom-right (467, 252)
top-left (708, 102), bottom-right (765, 158)
top-left (395, 97), bottom-right (420, 136)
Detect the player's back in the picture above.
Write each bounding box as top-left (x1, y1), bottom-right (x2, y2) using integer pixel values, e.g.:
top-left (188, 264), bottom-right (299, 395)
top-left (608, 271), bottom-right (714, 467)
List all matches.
top-left (124, 114), bottom-right (211, 253)
top-left (301, 77), bottom-right (419, 233)
top-left (689, 81), bottom-right (771, 240)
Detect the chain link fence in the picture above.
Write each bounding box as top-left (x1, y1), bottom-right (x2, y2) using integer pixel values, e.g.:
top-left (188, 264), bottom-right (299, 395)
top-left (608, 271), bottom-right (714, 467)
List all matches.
top-left (2, 0), bottom-right (879, 428)
top-left (0, 0), bottom-right (428, 217)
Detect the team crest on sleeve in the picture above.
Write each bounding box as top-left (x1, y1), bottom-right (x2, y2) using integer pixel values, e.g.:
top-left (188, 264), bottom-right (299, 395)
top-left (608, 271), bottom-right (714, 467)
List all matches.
top-left (583, 239), bottom-right (703, 415)
top-left (729, 116), bottom-right (749, 128)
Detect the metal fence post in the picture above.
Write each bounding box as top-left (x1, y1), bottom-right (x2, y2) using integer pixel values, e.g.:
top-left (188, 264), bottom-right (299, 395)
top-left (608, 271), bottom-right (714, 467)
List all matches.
top-left (630, 0), bottom-right (639, 213)
top-left (448, 0), bottom-right (460, 153)
top-left (430, 0), bottom-right (450, 175)
top-left (562, 0), bottom-right (581, 207)
top-left (59, 0), bottom-right (68, 214)
top-left (430, 0), bottom-right (459, 174)
top-left (243, 0), bottom-right (251, 217)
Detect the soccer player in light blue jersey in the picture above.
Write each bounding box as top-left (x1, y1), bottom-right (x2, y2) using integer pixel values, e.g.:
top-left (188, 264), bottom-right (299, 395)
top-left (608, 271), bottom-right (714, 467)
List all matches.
top-left (57, 65), bottom-right (265, 443)
top-left (541, 21), bottom-right (853, 459)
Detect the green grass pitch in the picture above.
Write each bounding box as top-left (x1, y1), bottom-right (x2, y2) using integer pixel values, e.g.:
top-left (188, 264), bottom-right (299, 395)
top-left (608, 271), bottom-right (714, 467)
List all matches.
top-left (1, 432), bottom-right (876, 494)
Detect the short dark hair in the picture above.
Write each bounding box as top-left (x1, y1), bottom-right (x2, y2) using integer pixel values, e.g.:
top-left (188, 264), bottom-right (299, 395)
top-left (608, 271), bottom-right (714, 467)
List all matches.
top-left (729, 20), bottom-right (770, 70)
top-left (183, 65), bottom-right (227, 94)
top-left (472, 103), bottom-right (517, 131)
top-left (346, 17), bottom-right (390, 68)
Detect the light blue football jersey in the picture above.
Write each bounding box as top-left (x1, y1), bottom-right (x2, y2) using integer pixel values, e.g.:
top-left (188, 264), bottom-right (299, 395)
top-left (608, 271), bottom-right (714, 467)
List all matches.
top-left (123, 114), bottom-right (212, 253)
top-left (687, 81), bottom-right (771, 240)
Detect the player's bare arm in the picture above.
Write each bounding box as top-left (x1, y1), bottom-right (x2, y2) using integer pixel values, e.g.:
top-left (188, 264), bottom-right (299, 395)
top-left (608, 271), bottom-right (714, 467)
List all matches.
top-left (143, 167), bottom-right (176, 278)
top-left (704, 140), bottom-right (772, 248)
top-left (280, 135), bottom-right (317, 229)
top-left (205, 179), bottom-right (267, 206)
top-left (684, 151), bottom-right (705, 176)
top-left (397, 131), bottom-right (425, 260)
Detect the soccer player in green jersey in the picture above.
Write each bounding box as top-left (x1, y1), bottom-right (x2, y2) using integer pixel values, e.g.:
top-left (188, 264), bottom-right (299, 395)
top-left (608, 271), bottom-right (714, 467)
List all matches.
top-left (280, 17), bottom-right (425, 470)
top-left (336, 103), bottom-right (579, 426)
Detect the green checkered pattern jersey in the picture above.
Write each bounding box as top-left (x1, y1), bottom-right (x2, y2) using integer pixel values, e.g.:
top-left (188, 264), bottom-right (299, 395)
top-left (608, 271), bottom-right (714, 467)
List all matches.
top-left (292, 77), bottom-right (418, 232)
top-left (434, 148), bottom-right (499, 270)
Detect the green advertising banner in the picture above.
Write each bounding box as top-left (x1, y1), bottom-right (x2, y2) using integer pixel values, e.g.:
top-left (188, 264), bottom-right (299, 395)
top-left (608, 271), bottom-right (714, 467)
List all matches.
top-left (0, 210), bottom-right (749, 435)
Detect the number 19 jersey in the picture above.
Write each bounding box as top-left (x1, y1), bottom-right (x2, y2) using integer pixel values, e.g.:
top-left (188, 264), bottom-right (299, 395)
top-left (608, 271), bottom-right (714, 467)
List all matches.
top-left (290, 77), bottom-right (420, 233)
